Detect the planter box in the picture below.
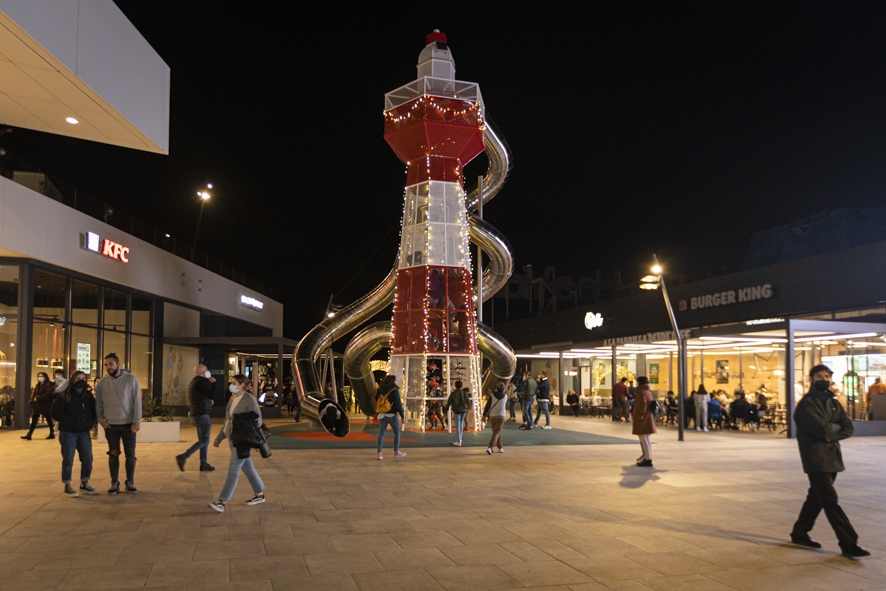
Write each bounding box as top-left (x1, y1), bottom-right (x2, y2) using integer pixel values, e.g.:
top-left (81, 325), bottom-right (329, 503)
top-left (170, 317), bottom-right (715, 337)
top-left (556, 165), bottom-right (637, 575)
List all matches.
top-left (98, 420), bottom-right (181, 443)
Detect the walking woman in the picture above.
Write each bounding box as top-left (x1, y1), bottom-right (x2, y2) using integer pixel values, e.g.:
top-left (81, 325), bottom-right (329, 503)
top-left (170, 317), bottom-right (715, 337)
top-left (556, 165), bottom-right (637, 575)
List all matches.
top-left (483, 382), bottom-right (507, 454)
top-left (632, 376), bottom-right (657, 467)
top-left (22, 371), bottom-right (56, 440)
top-left (51, 371), bottom-right (98, 497)
top-left (209, 375), bottom-right (266, 513)
top-left (375, 375), bottom-right (406, 460)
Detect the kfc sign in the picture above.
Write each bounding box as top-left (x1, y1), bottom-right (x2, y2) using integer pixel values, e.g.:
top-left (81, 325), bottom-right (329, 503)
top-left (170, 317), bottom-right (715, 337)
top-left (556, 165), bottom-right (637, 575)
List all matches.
top-left (84, 232), bottom-right (130, 263)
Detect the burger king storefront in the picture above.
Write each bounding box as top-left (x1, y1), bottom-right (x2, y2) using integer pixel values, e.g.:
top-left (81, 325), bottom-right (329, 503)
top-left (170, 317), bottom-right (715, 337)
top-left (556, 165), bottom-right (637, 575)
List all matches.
top-left (494, 240), bottom-right (886, 438)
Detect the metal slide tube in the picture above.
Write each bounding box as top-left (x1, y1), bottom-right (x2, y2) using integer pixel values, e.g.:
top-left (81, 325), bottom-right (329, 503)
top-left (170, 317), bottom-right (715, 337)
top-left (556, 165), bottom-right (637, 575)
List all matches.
top-left (297, 125), bottom-right (514, 435)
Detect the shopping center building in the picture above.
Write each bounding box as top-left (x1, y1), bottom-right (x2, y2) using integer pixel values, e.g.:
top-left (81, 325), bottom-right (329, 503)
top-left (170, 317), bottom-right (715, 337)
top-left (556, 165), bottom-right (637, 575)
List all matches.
top-left (494, 219), bottom-right (886, 437)
top-left (0, 1), bottom-right (283, 428)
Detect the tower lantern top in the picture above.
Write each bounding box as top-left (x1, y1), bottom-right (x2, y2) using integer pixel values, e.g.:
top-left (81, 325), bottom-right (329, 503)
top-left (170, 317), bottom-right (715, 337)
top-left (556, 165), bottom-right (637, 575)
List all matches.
top-left (418, 30), bottom-right (455, 80)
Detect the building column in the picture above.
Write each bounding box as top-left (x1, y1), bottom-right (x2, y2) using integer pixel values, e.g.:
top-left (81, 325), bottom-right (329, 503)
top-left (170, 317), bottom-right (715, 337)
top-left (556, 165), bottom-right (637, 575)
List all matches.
top-left (15, 264), bottom-right (33, 429)
top-left (786, 320), bottom-right (796, 439)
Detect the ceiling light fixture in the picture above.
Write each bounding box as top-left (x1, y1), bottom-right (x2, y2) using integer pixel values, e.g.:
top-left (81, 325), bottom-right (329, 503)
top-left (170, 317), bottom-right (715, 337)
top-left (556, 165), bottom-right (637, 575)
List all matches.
top-left (65, 117), bottom-right (79, 124)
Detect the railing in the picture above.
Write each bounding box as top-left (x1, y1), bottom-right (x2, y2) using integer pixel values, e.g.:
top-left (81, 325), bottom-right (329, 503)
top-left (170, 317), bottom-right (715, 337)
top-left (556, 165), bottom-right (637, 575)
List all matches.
top-left (0, 155), bottom-right (280, 301)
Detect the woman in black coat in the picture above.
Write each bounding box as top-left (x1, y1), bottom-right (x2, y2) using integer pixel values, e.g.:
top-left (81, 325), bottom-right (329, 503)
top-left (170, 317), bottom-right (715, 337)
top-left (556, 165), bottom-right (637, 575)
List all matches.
top-left (21, 372), bottom-right (56, 440)
top-left (51, 371), bottom-right (98, 497)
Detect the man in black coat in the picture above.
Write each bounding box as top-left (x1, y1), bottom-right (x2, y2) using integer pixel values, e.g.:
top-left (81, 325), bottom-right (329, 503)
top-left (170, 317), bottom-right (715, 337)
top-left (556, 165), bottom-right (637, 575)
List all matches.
top-left (175, 364), bottom-right (216, 472)
top-left (790, 364), bottom-right (869, 559)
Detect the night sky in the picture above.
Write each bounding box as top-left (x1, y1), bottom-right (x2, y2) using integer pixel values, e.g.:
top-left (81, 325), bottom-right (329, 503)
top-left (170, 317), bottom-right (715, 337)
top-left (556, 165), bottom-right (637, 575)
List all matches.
top-left (3, 2), bottom-right (886, 338)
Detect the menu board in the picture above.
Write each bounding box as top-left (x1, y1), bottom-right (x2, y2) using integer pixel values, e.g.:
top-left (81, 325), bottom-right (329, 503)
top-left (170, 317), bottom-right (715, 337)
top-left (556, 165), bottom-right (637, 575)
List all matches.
top-left (76, 343), bottom-right (91, 373)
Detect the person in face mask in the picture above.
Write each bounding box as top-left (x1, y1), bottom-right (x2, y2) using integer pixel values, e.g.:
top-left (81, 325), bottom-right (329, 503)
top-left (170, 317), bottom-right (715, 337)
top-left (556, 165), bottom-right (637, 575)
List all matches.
top-left (176, 364), bottom-right (217, 472)
top-left (22, 372), bottom-right (56, 440)
top-left (209, 375), bottom-right (266, 513)
top-left (51, 371), bottom-right (97, 497)
top-left (790, 364), bottom-right (869, 560)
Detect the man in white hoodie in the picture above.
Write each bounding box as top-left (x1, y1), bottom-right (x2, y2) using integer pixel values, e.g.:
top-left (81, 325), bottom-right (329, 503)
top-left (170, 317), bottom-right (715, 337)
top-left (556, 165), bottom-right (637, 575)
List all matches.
top-left (95, 353), bottom-right (142, 495)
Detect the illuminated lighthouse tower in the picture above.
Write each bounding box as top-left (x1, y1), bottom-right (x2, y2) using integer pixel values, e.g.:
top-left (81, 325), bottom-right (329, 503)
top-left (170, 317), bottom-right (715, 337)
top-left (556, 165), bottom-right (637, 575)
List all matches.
top-left (384, 31), bottom-right (485, 431)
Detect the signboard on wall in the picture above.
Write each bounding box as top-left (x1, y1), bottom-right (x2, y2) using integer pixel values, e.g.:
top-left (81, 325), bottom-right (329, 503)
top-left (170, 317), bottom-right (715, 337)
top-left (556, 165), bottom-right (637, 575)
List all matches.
top-left (76, 343), bottom-right (91, 373)
top-left (649, 363), bottom-right (659, 384)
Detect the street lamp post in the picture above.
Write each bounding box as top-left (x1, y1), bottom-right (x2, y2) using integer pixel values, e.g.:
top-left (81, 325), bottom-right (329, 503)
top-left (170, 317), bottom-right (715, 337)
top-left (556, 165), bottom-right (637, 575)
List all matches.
top-left (193, 184), bottom-right (212, 255)
top-left (640, 254), bottom-right (688, 442)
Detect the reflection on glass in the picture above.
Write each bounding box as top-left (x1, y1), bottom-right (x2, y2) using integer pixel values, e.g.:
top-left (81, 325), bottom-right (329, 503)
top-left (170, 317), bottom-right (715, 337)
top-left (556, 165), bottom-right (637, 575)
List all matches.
top-left (104, 290), bottom-right (128, 331)
top-left (72, 281), bottom-right (98, 327)
top-left (131, 296), bottom-right (152, 335)
top-left (130, 335), bottom-right (151, 393)
top-left (33, 270), bottom-right (66, 321)
top-left (0, 266), bottom-right (18, 410)
top-left (103, 331), bottom-right (126, 373)
top-left (32, 321), bottom-right (65, 380)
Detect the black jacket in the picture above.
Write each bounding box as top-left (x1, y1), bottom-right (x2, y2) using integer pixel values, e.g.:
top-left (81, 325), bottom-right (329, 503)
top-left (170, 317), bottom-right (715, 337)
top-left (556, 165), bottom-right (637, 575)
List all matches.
top-left (566, 392), bottom-right (579, 405)
top-left (50, 388), bottom-right (96, 433)
top-left (188, 376), bottom-right (215, 416)
top-left (536, 378), bottom-right (551, 400)
top-left (34, 380), bottom-right (56, 414)
top-left (795, 388), bottom-right (853, 474)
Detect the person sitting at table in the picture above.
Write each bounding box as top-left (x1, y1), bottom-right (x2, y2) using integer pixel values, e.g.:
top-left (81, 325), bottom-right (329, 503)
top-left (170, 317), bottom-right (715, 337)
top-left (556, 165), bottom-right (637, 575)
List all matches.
top-left (566, 389), bottom-right (580, 416)
top-left (708, 396), bottom-right (722, 429)
top-left (664, 391), bottom-right (679, 424)
top-left (579, 392), bottom-right (592, 412)
top-left (754, 391), bottom-right (768, 427)
top-left (730, 391), bottom-right (754, 430)
top-left (684, 391), bottom-right (696, 429)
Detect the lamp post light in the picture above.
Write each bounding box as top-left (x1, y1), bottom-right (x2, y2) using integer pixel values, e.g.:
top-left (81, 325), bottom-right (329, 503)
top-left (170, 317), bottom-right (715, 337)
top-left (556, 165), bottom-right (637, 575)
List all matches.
top-left (193, 184), bottom-right (212, 254)
top-left (640, 254), bottom-right (688, 441)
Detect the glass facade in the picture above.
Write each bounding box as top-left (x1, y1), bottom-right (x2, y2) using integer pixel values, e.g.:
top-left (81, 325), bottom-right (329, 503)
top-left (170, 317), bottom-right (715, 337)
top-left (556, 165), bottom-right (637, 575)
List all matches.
top-left (0, 266), bottom-right (18, 425)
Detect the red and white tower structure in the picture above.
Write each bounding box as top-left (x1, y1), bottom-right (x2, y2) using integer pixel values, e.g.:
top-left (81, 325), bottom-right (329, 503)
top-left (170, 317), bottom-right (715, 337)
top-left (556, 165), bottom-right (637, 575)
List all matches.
top-left (384, 31), bottom-right (485, 430)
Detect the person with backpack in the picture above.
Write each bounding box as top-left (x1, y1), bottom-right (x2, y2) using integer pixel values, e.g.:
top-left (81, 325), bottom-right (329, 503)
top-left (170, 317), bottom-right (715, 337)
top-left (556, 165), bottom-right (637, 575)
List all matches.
top-left (483, 382), bottom-right (508, 454)
top-left (446, 380), bottom-right (471, 445)
top-left (375, 375), bottom-right (405, 460)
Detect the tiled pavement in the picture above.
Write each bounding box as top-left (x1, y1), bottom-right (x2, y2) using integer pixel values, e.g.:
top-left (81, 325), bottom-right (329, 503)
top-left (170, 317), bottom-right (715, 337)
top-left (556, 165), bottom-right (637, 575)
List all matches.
top-left (1, 416), bottom-right (886, 590)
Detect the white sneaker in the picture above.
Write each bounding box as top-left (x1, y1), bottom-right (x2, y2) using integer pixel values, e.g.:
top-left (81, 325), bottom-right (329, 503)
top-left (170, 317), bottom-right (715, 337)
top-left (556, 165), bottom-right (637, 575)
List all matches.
top-left (452, 441), bottom-right (461, 447)
top-left (486, 448), bottom-right (493, 455)
top-left (703, 427), bottom-right (709, 432)
top-left (498, 447), bottom-right (504, 453)
top-left (377, 454), bottom-right (383, 460)
top-left (696, 427), bottom-right (702, 431)
top-left (543, 425), bottom-right (552, 430)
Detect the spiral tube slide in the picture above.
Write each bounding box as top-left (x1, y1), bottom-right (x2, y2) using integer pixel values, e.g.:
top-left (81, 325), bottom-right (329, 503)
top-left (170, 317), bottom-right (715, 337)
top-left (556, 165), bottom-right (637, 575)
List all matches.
top-left (294, 124), bottom-right (515, 435)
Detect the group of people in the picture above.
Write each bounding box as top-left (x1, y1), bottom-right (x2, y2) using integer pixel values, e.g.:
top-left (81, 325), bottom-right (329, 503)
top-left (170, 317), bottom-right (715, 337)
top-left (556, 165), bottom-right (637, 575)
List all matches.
top-left (26, 357), bottom-right (268, 514)
top-left (678, 385), bottom-right (770, 431)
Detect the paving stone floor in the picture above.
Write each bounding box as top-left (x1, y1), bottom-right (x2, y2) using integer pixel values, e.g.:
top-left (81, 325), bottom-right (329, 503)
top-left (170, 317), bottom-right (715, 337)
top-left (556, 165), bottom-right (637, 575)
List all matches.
top-left (1, 416), bottom-right (885, 590)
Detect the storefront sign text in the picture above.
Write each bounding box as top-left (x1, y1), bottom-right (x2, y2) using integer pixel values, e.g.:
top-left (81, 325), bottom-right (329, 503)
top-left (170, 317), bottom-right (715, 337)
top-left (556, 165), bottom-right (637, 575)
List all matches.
top-left (584, 312), bottom-right (603, 330)
top-left (604, 331), bottom-right (675, 347)
top-left (240, 295), bottom-right (264, 310)
top-left (84, 232), bottom-right (130, 263)
top-left (679, 283), bottom-right (773, 312)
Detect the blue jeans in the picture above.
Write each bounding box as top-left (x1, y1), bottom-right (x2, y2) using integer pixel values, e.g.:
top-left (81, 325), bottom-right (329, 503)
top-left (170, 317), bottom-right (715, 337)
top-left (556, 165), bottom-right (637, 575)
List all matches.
top-left (523, 398), bottom-right (535, 426)
top-left (455, 412), bottom-right (466, 443)
top-left (60, 431), bottom-right (93, 483)
top-left (508, 399), bottom-right (517, 419)
top-left (219, 440), bottom-right (265, 501)
top-left (182, 414), bottom-right (212, 466)
top-left (105, 424), bottom-right (137, 484)
top-left (377, 415), bottom-right (400, 453)
top-left (534, 400), bottom-right (551, 426)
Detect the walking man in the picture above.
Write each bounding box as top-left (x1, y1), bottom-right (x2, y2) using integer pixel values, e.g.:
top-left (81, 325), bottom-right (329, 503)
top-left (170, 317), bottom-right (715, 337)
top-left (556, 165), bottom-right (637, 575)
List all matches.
top-left (519, 371), bottom-right (537, 430)
top-left (95, 353), bottom-right (141, 495)
top-left (790, 364), bottom-right (869, 559)
top-left (176, 364), bottom-right (216, 472)
top-left (534, 371), bottom-right (552, 429)
top-left (613, 377), bottom-right (630, 422)
top-left (446, 380), bottom-right (470, 446)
